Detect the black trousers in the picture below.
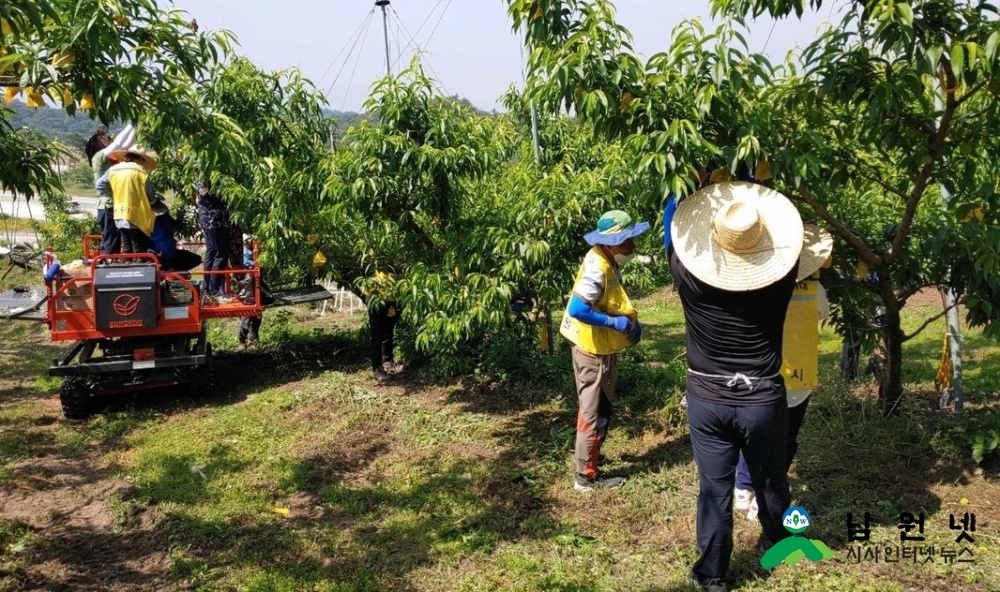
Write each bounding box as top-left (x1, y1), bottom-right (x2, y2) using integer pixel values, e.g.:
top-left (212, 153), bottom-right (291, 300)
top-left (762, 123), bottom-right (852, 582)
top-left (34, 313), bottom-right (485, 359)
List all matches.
top-left (120, 227), bottom-right (150, 254)
top-left (162, 249), bottom-right (202, 272)
top-left (368, 303), bottom-right (398, 370)
top-left (203, 227), bottom-right (229, 294)
top-left (735, 397), bottom-right (810, 491)
top-left (238, 315), bottom-right (262, 343)
top-left (97, 207), bottom-right (120, 255)
top-left (687, 396), bottom-right (790, 585)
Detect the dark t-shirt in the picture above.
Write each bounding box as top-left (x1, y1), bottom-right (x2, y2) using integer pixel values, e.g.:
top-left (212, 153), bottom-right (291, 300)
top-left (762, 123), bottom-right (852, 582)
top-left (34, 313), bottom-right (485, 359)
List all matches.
top-left (670, 246), bottom-right (798, 406)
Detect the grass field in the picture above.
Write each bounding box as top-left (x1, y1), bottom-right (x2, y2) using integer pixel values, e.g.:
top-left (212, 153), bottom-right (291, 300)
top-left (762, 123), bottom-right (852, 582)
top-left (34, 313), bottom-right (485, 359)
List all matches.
top-left (0, 267), bottom-right (997, 591)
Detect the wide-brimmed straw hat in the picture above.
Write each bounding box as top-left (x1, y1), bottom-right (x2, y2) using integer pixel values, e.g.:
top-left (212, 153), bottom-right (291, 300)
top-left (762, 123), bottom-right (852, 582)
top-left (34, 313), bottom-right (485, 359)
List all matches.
top-left (110, 146), bottom-right (157, 172)
top-left (797, 224), bottom-right (833, 281)
top-left (583, 210), bottom-right (650, 246)
top-left (670, 181), bottom-right (803, 291)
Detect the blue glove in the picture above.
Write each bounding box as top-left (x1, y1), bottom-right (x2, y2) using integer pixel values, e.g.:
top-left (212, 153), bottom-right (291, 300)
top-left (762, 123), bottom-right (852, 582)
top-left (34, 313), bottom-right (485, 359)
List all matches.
top-left (663, 194), bottom-right (679, 254)
top-left (628, 320), bottom-right (643, 345)
top-left (605, 315), bottom-right (634, 334)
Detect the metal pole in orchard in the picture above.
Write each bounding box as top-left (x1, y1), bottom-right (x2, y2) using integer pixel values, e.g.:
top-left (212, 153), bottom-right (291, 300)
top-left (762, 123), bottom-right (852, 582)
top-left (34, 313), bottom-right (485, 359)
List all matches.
top-left (376, 0), bottom-right (391, 76)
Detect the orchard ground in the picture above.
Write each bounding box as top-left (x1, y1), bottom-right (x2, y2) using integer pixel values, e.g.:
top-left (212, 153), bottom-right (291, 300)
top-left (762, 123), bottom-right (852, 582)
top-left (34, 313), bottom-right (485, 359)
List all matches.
top-left (0, 267), bottom-right (998, 592)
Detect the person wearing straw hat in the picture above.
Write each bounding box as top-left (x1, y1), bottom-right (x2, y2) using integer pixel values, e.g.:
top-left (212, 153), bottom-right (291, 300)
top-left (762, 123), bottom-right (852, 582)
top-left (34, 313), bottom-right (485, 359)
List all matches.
top-left (668, 181), bottom-right (803, 592)
top-left (560, 210), bottom-right (648, 493)
top-left (734, 225), bottom-right (834, 521)
top-left (96, 146), bottom-right (159, 255)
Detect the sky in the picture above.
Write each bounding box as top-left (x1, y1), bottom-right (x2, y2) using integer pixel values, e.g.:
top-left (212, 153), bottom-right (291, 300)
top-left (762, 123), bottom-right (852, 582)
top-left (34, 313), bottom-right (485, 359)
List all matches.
top-left (175, 1), bottom-right (846, 113)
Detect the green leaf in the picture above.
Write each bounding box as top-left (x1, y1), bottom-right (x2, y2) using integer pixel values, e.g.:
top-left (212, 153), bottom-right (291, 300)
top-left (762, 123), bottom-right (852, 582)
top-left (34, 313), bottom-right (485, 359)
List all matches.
top-left (986, 31), bottom-right (1000, 60)
top-left (951, 43), bottom-right (966, 79)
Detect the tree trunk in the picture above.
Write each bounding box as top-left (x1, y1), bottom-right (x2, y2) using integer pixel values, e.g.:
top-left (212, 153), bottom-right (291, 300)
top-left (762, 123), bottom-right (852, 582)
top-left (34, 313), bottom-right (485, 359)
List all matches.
top-left (878, 278), bottom-right (905, 416)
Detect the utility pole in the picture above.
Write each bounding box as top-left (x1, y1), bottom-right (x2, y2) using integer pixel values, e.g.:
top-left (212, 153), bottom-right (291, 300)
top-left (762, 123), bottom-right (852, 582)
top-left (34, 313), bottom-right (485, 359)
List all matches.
top-left (376, 0), bottom-right (391, 76)
top-left (935, 86), bottom-right (964, 414)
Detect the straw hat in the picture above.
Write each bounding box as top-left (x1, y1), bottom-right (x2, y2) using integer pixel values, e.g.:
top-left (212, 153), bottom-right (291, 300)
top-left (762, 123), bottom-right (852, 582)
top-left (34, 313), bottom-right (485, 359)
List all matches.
top-left (670, 181), bottom-right (803, 291)
top-left (110, 146), bottom-right (157, 172)
top-left (583, 210), bottom-right (650, 246)
top-left (797, 224), bottom-right (834, 281)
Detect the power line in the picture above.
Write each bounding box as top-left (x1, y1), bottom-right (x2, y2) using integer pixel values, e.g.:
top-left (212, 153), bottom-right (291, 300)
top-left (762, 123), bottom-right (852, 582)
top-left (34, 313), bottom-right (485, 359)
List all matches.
top-left (423, 0), bottom-right (454, 54)
top-left (393, 13), bottom-right (403, 69)
top-left (341, 13), bottom-right (375, 109)
top-left (388, 7), bottom-right (443, 83)
top-left (761, 19), bottom-right (778, 54)
top-left (317, 8), bottom-right (375, 87)
top-left (390, 0), bottom-right (446, 63)
top-left (325, 10), bottom-right (375, 99)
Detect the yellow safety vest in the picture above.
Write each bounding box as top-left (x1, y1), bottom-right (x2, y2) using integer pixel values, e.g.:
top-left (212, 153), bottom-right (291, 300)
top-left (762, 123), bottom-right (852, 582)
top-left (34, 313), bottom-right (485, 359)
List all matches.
top-left (560, 247), bottom-right (637, 355)
top-left (110, 162), bottom-right (155, 236)
top-left (782, 279), bottom-right (820, 390)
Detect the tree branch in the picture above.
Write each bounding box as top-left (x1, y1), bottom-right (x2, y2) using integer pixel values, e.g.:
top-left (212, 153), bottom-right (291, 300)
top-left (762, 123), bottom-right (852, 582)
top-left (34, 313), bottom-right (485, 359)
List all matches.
top-left (954, 79), bottom-right (988, 108)
top-left (886, 59), bottom-right (958, 266)
top-left (854, 168), bottom-right (911, 202)
top-left (791, 184), bottom-right (883, 266)
top-left (902, 303), bottom-right (957, 342)
top-left (900, 112), bottom-right (935, 136)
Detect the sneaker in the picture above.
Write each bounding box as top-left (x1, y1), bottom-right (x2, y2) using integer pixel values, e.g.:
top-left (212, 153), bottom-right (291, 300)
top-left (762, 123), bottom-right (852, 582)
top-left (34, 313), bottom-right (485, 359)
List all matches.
top-left (382, 361), bottom-right (405, 374)
top-left (236, 342), bottom-right (247, 351)
top-left (246, 340), bottom-right (257, 349)
top-left (734, 488), bottom-right (754, 511)
top-left (689, 571), bottom-right (728, 592)
top-left (573, 473), bottom-right (625, 493)
top-left (373, 367), bottom-right (391, 384)
top-left (746, 497), bottom-right (758, 522)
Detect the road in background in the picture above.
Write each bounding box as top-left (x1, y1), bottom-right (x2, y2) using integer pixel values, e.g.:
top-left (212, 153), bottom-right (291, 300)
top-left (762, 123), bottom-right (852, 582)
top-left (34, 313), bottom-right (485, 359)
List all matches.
top-left (0, 193), bottom-right (98, 247)
top-left (0, 193), bottom-right (98, 221)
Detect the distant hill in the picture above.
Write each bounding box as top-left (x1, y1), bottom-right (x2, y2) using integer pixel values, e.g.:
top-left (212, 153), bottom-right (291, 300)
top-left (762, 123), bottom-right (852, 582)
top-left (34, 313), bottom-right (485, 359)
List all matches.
top-left (7, 98), bottom-right (487, 152)
top-left (5, 101), bottom-right (109, 154)
top-left (324, 109), bottom-right (366, 143)
top-left (5, 101), bottom-right (368, 150)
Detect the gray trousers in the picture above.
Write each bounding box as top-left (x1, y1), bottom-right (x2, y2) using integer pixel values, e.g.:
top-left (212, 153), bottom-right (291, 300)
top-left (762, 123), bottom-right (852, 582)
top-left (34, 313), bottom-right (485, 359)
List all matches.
top-left (572, 346), bottom-right (617, 480)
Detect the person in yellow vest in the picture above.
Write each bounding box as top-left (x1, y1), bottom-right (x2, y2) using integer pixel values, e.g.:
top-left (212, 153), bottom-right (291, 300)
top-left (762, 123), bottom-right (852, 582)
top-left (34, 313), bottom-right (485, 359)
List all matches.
top-left (96, 147), bottom-right (158, 255)
top-left (560, 210), bottom-right (648, 492)
top-left (734, 224), bottom-right (833, 519)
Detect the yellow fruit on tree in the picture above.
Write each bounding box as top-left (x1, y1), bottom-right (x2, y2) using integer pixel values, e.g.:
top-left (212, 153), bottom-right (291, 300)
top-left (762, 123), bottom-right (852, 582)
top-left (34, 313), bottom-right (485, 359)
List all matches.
top-left (113, 16), bottom-right (131, 27)
top-left (61, 88), bottom-right (74, 107)
top-left (312, 251), bottom-right (327, 268)
top-left (25, 86), bottom-right (44, 108)
top-left (51, 50), bottom-right (75, 68)
top-left (4, 86), bottom-right (19, 105)
top-left (963, 207), bottom-right (986, 223)
top-left (619, 91), bottom-right (633, 113)
top-left (80, 92), bottom-right (95, 110)
top-left (1, 19), bottom-right (11, 36)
